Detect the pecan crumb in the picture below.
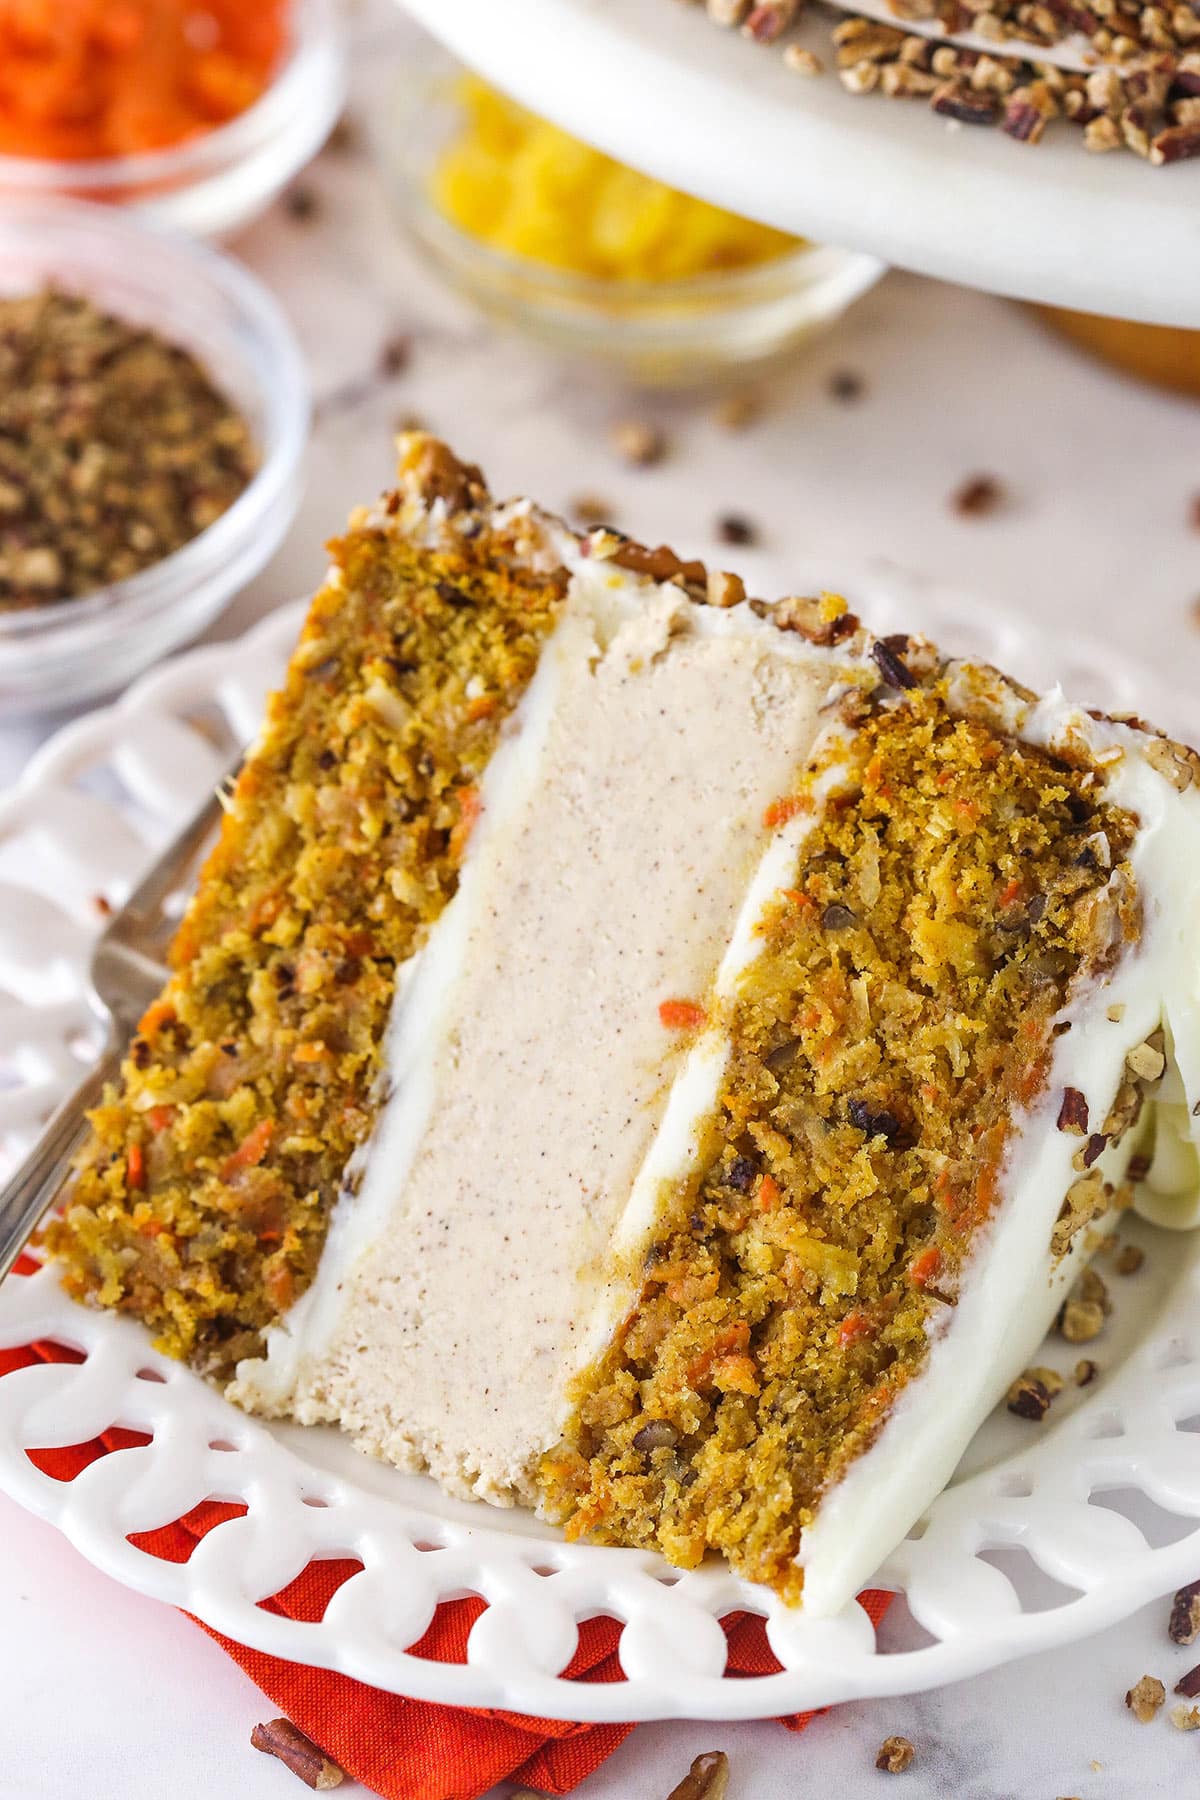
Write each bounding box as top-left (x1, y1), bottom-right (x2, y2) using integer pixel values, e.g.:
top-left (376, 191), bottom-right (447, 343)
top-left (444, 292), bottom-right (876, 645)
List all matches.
top-left (1169, 1581), bottom-right (1200, 1645)
top-left (1177, 1662), bottom-right (1200, 1698)
top-left (951, 473), bottom-right (1005, 517)
top-left (571, 493), bottom-right (617, 528)
top-left (829, 368), bottom-right (865, 402)
top-left (876, 1734), bottom-right (916, 1772)
top-left (611, 419), bottom-right (667, 467)
top-left (1171, 1703), bottom-right (1200, 1730)
top-left (717, 513), bottom-right (759, 546)
top-left (1074, 1357), bottom-right (1099, 1386)
top-left (378, 335), bottom-right (411, 378)
top-left (250, 1719), bottom-right (344, 1789)
top-left (1057, 1087), bottom-right (1089, 1134)
top-left (1115, 1242), bottom-right (1144, 1275)
top-left (284, 183), bottom-right (320, 223)
top-left (666, 1749), bottom-right (730, 1800)
top-left (715, 390), bottom-right (761, 431)
top-left (1006, 1370), bottom-right (1053, 1419)
top-left (1125, 1675), bottom-right (1166, 1722)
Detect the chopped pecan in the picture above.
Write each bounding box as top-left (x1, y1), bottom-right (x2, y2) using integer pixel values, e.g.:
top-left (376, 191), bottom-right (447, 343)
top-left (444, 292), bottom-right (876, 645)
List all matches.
top-left (250, 1720), bottom-right (344, 1790)
top-left (1007, 1371), bottom-right (1053, 1419)
top-left (875, 1735), bottom-right (916, 1772)
top-left (1115, 1242), bottom-right (1144, 1274)
top-left (1170, 1580), bottom-right (1200, 1645)
top-left (932, 82), bottom-right (1001, 122)
top-left (612, 541), bottom-right (708, 587)
top-left (1125, 1675), bottom-right (1166, 1722)
top-left (610, 419), bottom-right (667, 467)
top-left (871, 637), bottom-right (919, 689)
top-left (667, 1750), bottom-right (730, 1800)
top-left (774, 593), bottom-right (859, 644)
top-left (1057, 1087), bottom-right (1089, 1134)
top-left (1051, 1172), bottom-right (1106, 1256)
top-left (951, 473), bottom-right (1005, 515)
top-left (1074, 1357), bottom-right (1099, 1385)
top-left (706, 568), bottom-right (746, 608)
top-left (1176, 1661), bottom-right (1200, 1697)
top-left (1126, 1037), bottom-right (1166, 1082)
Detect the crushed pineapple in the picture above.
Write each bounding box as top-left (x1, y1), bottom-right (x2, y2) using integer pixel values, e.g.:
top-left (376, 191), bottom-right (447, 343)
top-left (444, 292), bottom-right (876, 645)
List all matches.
top-left (432, 77), bottom-right (801, 282)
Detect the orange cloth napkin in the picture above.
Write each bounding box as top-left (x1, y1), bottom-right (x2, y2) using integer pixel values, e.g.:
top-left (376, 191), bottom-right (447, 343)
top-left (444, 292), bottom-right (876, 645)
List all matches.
top-left (2, 1308), bottom-right (891, 1799)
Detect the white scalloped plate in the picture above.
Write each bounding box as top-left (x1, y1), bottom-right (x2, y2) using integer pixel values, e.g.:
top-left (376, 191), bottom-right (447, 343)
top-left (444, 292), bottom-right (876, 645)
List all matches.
top-left (2, 587), bottom-right (1200, 1722)
top-left (396, 0), bottom-right (1200, 328)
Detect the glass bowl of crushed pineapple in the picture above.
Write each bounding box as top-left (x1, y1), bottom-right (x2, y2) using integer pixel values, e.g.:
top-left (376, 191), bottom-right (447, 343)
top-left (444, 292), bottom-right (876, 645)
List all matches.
top-left (378, 68), bottom-right (884, 386)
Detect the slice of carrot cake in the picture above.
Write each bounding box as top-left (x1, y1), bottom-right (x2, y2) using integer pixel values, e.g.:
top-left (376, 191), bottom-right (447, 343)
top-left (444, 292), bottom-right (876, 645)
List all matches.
top-left (47, 435), bottom-right (1200, 1614)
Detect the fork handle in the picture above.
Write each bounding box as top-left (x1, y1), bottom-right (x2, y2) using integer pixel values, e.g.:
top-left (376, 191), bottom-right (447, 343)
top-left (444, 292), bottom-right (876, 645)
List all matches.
top-left (0, 1031), bottom-right (124, 1283)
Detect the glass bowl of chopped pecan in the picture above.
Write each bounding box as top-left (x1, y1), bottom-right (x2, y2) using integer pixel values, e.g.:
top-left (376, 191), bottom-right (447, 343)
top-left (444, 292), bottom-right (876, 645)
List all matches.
top-left (371, 46), bottom-right (885, 387)
top-left (0, 0), bottom-right (345, 239)
top-left (0, 197), bottom-right (308, 716)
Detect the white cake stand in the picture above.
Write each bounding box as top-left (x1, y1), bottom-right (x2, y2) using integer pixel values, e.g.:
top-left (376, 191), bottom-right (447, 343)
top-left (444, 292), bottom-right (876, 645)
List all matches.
top-left (396, 0), bottom-right (1200, 328)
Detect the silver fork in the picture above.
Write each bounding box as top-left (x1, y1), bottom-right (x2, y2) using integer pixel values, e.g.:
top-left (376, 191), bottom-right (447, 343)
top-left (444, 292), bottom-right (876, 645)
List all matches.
top-left (0, 773), bottom-right (232, 1283)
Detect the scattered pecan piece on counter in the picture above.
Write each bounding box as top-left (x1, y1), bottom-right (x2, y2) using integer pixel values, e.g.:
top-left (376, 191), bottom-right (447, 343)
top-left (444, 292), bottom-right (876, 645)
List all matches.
top-left (250, 1719), bottom-right (344, 1789)
top-left (828, 368), bottom-right (865, 401)
top-left (1171, 1703), bottom-right (1200, 1729)
top-left (717, 513), bottom-right (759, 546)
top-left (666, 1749), bottom-right (731, 1799)
top-left (876, 1734), bottom-right (916, 1772)
top-left (715, 389), bottom-right (761, 431)
top-left (1169, 1580), bottom-right (1200, 1645)
top-left (1177, 1662), bottom-right (1200, 1698)
top-left (610, 419), bottom-right (667, 467)
top-left (571, 493), bottom-right (617, 528)
top-left (951, 473), bottom-right (1005, 517)
top-left (1125, 1675), bottom-right (1166, 1722)
top-left (1115, 1242), bottom-right (1145, 1275)
top-left (1074, 1358), bottom-right (1100, 1386)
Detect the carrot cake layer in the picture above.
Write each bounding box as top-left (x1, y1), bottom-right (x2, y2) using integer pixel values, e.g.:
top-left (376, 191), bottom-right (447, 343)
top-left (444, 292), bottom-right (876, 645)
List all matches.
top-left (47, 437), bottom-right (1200, 1614)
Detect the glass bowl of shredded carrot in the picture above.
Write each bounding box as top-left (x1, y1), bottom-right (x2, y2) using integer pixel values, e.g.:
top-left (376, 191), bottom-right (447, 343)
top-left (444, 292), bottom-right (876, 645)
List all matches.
top-left (0, 0), bottom-right (345, 237)
top-left (375, 63), bottom-right (884, 386)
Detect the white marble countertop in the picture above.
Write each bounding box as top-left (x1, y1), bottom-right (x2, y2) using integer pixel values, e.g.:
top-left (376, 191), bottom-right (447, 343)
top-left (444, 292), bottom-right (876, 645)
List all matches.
top-left (3, 6), bottom-right (1200, 1797)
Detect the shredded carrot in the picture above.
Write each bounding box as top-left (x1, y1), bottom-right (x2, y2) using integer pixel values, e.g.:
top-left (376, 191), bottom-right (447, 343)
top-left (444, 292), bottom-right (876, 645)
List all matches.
top-left (466, 693), bottom-right (497, 721)
top-left (837, 1309), bottom-right (873, 1347)
top-left (137, 997), bottom-right (175, 1038)
top-left (998, 876), bottom-right (1025, 908)
top-left (757, 1173), bottom-right (781, 1212)
top-left (0, 1), bottom-right (290, 162)
top-left (147, 1105), bottom-right (176, 1134)
top-left (219, 1117), bottom-right (274, 1182)
top-left (783, 887), bottom-right (815, 909)
top-left (658, 998), bottom-right (707, 1031)
top-left (293, 1041), bottom-right (330, 1064)
top-left (449, 784), bottom-right (482, 859)
top-left (908, 1246), bottom-right (942, 1286)
top-left (762, 795), bottom-right (809, 830)
top-left (126, 1142), bottom-right (145, 1191)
